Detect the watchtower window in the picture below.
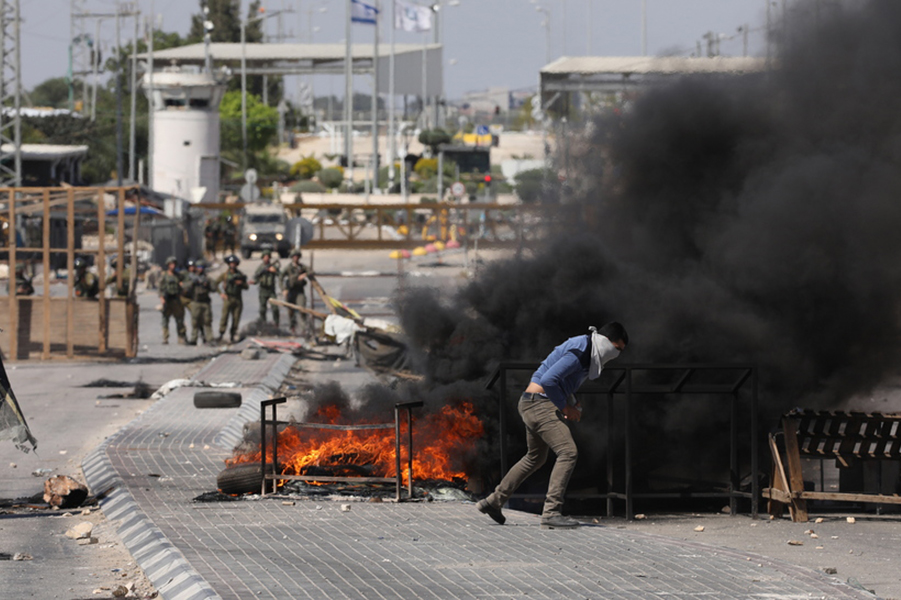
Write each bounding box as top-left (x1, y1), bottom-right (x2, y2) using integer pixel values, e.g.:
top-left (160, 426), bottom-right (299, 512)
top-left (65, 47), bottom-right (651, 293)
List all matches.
top-left (189, 98), bottom-right (210, 108)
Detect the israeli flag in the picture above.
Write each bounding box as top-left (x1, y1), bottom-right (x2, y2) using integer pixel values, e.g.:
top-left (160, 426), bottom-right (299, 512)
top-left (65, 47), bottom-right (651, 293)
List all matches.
top-left (395, 0), bottom-right (432, 32)
top-left (351, 0), bottom-right (379, 25)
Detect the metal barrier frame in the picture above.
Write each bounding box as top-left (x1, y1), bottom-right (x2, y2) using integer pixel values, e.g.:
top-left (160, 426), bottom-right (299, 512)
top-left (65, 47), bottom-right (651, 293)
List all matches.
top-left (194, 201), bottom-right (547, 250)
top-left (260, 397), bottom-right (423, 501)
top-left (486, 362), bottom-right (759, 519)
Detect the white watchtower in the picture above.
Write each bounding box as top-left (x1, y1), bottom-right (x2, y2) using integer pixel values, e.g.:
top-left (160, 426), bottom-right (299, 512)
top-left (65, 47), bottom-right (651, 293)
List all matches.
top-left (144, 66), bottom-right (228, 203)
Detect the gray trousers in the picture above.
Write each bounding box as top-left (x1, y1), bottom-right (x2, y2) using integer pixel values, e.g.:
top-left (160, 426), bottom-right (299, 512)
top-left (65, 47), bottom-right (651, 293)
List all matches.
top-left (486, 393), bottom-right (578, 518)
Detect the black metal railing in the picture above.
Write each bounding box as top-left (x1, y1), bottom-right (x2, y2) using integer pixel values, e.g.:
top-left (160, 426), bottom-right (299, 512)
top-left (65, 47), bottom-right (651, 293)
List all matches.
top-left (260, 397), bottom-right (423, 501)
top-left (486, 363), bottom-right (759, 519)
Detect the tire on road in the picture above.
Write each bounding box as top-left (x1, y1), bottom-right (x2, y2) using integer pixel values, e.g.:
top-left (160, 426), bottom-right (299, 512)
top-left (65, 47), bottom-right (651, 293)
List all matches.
top-left (193, 390), bottom-right (242, 409)
top-left (217, 462), bottom-right (277, 495)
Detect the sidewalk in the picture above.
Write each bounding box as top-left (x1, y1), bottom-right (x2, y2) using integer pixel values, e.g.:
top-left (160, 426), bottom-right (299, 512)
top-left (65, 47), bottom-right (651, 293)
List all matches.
top-left (82, 349), bottom-right (876, 600)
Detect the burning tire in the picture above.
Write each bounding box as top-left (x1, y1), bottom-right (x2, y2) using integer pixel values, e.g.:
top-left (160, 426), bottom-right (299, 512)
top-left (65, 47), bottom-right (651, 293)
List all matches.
top-left (217, 462), bottom-right (277, 495)
top-left (194, 391), bottom-right (242, 409)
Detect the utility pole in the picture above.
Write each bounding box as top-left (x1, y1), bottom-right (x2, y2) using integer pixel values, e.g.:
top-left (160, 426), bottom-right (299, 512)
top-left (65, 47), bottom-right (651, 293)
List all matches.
top-left (371, 4), bottom-right (379, 195)
top-left (147, 0), bottom-right (154, 189)
top-left (73, 3), bottom-right (140, 183)
top-left (116, 3), bottom-right (123, 186)
top-left (69, 0), bottom-right (90, 113)
top-left (129, 4), bottom-right (139, 182)
top-left (344, 0), bottom-right (354, 187)
top-left (242, 8), bottom-right (290, 170)
top-left (388, 0), bottom-right (396, 191)
top-left (91, 19), bottom-right (100, 120)
top-left (0, 0), bottom-right (21, 187)
top-left (641, 0), bottom-right (647, 56)
top-left (586, 0), bottom-right (592, 55)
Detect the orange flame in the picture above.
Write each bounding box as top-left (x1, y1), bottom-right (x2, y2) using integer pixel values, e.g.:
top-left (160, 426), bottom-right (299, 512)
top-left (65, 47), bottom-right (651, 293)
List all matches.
top-left (228, 401), bottom-right (484, 486)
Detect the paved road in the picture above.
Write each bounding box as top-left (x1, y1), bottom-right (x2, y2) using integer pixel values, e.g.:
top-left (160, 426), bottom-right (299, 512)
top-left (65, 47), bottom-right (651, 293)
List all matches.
top-left (85, 349), bottom-right (875, 600)
top-left (4, 248), bottom-right (883, 600)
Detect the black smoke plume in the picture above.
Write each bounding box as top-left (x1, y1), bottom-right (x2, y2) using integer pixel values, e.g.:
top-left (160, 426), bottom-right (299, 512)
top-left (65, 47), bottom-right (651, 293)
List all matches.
top-left (390, 0), bottom-right (901, 493)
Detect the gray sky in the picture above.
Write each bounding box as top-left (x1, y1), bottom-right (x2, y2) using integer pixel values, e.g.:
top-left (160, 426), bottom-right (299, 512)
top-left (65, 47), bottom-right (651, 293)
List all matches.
top-left (21, 0), bottom-right (774, 101)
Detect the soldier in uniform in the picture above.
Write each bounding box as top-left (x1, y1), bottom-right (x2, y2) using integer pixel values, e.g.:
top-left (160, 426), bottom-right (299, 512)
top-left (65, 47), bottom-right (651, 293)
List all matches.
top-left (217, 254), bottom-right (249, 343)
top-left (106, 255), bottom-right (132, 298)
top-left (204, 218), bottom-right (221, 258)
top-left (11, 263), bottom-right (33, 295)
top-left (180, 259), bottom-right (196, 334)
top-left (251, 250), bottom-right (280, 328)
top-left (186, 260), bottom-right (215, 345)
top-left (73, 257), bottom-right (99, 299)
top-left (280, 249), bottom-right (309, 335)
top-left (159, 256), bottom-right (187, 345)
top-left (222, 216), bottom-right (237, 255)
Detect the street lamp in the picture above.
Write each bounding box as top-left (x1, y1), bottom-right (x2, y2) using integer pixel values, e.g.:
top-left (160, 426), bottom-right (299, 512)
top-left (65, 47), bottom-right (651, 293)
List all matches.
top-left (535, 5), bottom-right (551, 66)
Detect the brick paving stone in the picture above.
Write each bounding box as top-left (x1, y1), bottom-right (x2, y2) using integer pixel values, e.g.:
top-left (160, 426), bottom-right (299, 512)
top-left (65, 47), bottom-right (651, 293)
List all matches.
top-left (88, 351), bottom-right (876, 600)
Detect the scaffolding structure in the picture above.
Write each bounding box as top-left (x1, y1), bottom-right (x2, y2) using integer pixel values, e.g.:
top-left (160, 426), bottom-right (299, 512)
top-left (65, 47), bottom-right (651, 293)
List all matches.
top-left (0, 186), bottom-right (140, 360)
top-left (0, 0), bottom-right (20, 188)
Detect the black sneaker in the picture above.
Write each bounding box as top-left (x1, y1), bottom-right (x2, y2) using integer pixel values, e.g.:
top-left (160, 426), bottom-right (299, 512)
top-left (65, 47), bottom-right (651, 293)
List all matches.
top-left (476, 499), bottom-right (506, 525)
top-left (540, 515), bottom-right (580, 530)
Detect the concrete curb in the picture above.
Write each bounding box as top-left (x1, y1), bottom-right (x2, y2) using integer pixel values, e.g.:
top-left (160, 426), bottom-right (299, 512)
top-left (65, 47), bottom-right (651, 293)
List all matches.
top-left (82, 352), bottom-right (297, 600)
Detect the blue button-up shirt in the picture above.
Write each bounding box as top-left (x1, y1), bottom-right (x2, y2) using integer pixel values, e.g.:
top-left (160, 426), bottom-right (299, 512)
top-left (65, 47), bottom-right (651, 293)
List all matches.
top-left (530, 334), bottom-right (591, 410)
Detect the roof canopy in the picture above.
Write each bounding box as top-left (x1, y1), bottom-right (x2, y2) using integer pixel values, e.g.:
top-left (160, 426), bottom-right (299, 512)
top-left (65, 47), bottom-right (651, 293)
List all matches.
top-left (540, 55), bottom-right (767, 94)
top-left (1, 144), bottom-right (88, 161)
top-left (143, 42), bottom-right (443, 96)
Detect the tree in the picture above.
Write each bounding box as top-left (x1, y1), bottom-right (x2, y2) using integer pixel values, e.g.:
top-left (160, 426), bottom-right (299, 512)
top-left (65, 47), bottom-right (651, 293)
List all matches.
top-left (28, 78), bottom-right (72, 109)
top-left (514, 168), bottom-right (557, 204)
top-left (188, 0), bottom-right (260, 44)
top-left (188, 1), bottom-right (278, 101)
top-left (418, 129), bottom-right (451, 156)
top-left (22, 80), bottom-right (147, 184)
top-left (219, 89), bottom-right (277, 157)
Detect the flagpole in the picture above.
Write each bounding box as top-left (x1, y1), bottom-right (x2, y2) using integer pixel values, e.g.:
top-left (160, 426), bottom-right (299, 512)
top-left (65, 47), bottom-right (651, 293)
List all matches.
top-left (371, 4), bottom-right (380, 195)
top-left (345, 0), bottom-right (354, 190)
top-left (388, 0), bottom-right (396, 192)
top-left (421, 32), bottom-right (427, 130)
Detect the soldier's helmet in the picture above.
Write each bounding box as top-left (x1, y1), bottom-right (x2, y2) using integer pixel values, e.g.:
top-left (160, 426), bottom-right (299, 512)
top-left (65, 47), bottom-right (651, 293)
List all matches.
top-left (261, 249), bottom-right (272, 258)
top-left (290, 248), bottom-right (302, 258)
top-left (186, 258), bottom-right (196, 268)
top-left (14, 262), bottom-right (24, 272)
top-left (166, 255), bottom-right (177, 265)
top-left (225, 254), bottom-right (240, 265)
top-left (74, 257), bottom-right (87, 269)
top-left (195, 260), bottom-right (206, 271)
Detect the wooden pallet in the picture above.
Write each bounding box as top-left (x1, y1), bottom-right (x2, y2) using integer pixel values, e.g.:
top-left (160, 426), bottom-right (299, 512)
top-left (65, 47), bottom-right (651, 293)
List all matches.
top-left (765, 410), bottom-right (901, 522)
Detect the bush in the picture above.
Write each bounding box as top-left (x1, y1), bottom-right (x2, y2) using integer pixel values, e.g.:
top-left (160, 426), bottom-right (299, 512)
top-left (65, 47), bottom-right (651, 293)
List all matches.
top-left (414, 158), bottom-right (438, 180)
top-left (378, 163), bottom-right (403, 187)
top-left (318, 167), bottom-right (345, 190)
top-left (514, 167), bottom-right (555, 203)
top-left (290, 180), bottom-right (327, 193)
top-left (290, 155), bottom-right (323, 179)
top-left (418, 128), bottom-right (451, 155)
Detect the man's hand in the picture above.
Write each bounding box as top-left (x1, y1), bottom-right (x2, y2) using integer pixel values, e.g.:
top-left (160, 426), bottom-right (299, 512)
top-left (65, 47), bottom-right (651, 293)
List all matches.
top-left (562, 405), bottom-right (582, 423)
